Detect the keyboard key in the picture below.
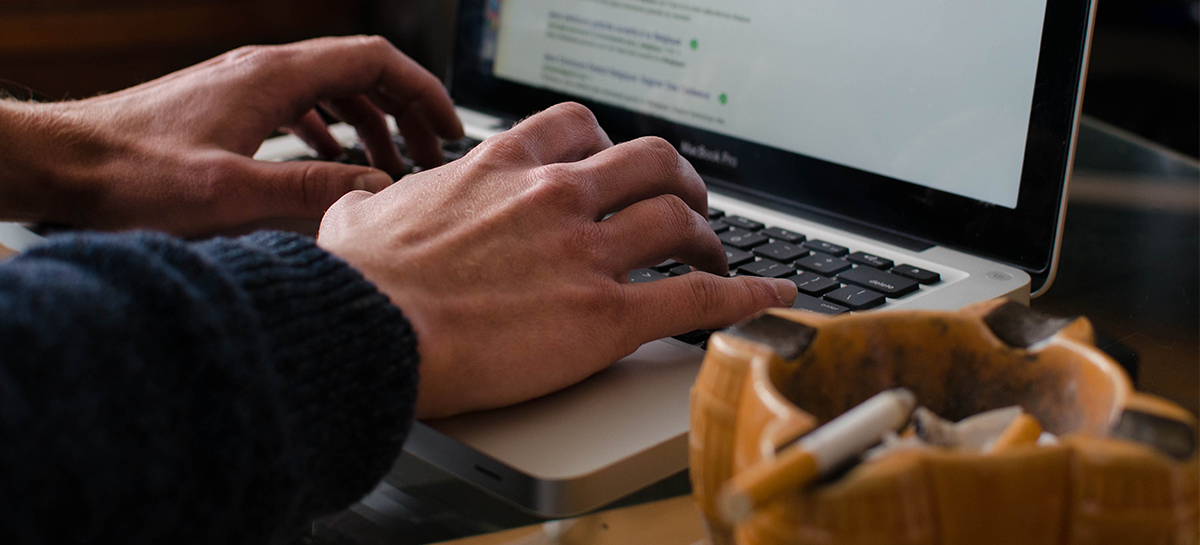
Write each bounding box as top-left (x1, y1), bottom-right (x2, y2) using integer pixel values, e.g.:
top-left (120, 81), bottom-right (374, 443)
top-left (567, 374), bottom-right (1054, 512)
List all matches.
top-left (824, 286), bottom-right (886, 310)
top-left (652, 259), bottom-right (679, 271)
top-left (838, 267), bottom-right (919, 297)
top-left (722, 215), bottom-right (765, 231)
top-left (892, 264), bottom-right (941, 284)
top-left (709, 219), bottom-right (731, 233)
top-left (786, 271), bottom-right (841, 296)
top-left (719, 229), bottom-right (769, 250)
top-left (760, 226), bottom-right (806, 243)
top-left (847, 251), bottom-right (894, 269)
top-left (391, 134), bottom-right (409, 150)
top-left (791, 294), bottom-right (849, 315)
top-left (723, 246), bottom-right (756, 267)
top-left (753, 241), bottom-right (808, 263)
top-left (738, 259), bottom-right (796, 278)
top-left (803, 239), bottom-right (849, 257)
top-left (668, 263), bottom-right (693, 276)
top-left (442, 137), bottom-right (480, 157)
top-left (337, 146), bottom-right (371, 166)
top-left (795, 253), bottom-right (853, 275)
top-left (673, 329), bottom-right (713, 345)
top-left (628, 269), bottom-right (668, 283)
top-left (707, 208), bottom-right (725, 220)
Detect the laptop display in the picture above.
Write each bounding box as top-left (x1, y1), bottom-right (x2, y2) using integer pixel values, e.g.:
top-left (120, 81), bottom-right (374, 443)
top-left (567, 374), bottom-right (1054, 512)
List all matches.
top-left (450, 0), bottom-right (1095, 293)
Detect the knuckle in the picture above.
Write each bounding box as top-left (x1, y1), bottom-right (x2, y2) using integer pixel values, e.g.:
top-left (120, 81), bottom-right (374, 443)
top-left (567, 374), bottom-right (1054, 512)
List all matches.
top-left (222, 44), bottom-right (275, 69)
top-left (636, 136), bottom-right (682, 172)
top-left (359, 34), bottom-right (390, 47)
top-left (476, 135), bottom-right (533, 164)
top-left (292, 163), bottom-right (336, 211)
top-left (351, 34), bottom-right (394, 55)
top-left (741, 276), bottom-right (783, 307)
top-left (551, 101), bottom-right (599, 128)
top-left (321, 194), bottom-right (351, 225)
top-left (530, 163), bottom-right (588, 210)
top-left (327, 190), bottom-right (372, 218)
top-left (687, 273), bottom-right (728, 316)
top-left (652, 194), bottom-right (698, 235)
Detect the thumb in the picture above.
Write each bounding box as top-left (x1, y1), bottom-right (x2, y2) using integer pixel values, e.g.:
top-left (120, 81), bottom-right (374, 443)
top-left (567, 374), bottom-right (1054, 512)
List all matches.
top-left (625, 273), bottom-right (798, 342)
top-left (246, 159), bottom-right (394, 219)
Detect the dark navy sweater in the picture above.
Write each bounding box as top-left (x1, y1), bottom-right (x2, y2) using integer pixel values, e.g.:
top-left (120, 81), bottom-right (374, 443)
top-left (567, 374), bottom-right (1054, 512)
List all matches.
top-left (0, 231), bottom-right (420, 544)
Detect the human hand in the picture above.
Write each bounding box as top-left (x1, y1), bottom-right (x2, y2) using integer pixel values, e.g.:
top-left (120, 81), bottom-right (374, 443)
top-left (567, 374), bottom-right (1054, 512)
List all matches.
top-left (317, 102), bottom-right (798, 418)
top-left (0, 36), bottom-right (461, 235)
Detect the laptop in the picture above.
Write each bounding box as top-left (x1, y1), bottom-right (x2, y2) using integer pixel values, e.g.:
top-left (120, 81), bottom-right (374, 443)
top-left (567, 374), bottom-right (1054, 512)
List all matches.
top-left (384, 0), bottom-right (1096, 517)
top-left (0, 0), bottom-right (1096, 519)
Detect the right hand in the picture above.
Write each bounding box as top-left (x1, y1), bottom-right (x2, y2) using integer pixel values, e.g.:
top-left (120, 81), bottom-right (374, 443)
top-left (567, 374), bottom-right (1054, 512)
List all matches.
top-left (317, 102), bottom-right (798, 418)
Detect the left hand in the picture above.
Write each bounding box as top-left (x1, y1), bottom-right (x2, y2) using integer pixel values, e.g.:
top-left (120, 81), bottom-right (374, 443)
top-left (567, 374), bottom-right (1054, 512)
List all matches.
top-left (0, 36), bottom-right (462, 235)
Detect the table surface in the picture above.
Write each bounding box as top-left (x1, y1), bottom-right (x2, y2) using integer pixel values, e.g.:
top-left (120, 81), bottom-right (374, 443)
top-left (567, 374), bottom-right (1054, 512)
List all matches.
top-left (0, 116), bottom-right (1195, 545)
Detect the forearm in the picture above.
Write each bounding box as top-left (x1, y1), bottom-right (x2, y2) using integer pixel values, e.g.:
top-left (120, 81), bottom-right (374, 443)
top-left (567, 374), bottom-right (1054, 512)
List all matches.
top-left (0, 99), bottom-right (117, 224)
top-left (0, 231), bottom-right (419, 544)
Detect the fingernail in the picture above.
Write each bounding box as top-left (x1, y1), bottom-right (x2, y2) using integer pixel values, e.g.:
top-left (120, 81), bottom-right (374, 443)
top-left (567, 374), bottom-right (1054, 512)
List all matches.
top-left (771, 278), bottom-right (798, 306)
top-left (355, 171), bottom-right (394, 193)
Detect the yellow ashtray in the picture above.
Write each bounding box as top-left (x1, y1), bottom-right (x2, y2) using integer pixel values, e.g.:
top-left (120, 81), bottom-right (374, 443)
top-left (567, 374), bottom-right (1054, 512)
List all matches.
top-left (690, 299), bottom-right (1198, 545)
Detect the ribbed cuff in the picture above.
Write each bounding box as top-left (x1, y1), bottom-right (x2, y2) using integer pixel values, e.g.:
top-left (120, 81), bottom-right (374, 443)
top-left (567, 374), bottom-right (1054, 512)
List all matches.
top-left (194, 231), bottom-right (419, 516)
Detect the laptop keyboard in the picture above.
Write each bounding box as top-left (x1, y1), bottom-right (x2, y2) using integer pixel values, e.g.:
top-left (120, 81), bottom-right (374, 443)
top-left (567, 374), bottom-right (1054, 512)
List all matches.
top-left (285, 134), bottom-right (481, 176)
top-left (632, 208), bottom-right (942, 346)
top-left (287, 135), bottom-right (941, 348)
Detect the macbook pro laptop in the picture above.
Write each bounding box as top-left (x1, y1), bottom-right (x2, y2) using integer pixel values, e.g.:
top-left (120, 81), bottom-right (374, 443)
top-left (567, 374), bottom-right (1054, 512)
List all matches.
top-left (0, 0), bottom-right (1097, 519)
top-left (387, 0), bottom-right (1095, 517)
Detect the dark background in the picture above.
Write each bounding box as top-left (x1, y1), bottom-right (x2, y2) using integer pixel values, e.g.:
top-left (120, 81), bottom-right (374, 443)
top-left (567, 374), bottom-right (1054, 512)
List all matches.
top-left (0, 0), bottom-right (1196, 158)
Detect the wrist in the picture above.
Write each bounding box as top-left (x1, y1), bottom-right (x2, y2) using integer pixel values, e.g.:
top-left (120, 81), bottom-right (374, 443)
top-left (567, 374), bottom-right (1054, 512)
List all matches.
top-left (194, 231), bottom-right (421, 514)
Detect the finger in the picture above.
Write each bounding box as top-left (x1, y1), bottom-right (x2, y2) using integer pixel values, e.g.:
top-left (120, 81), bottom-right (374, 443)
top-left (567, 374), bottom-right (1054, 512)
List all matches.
top-left (239, 157), bottom-right (394, 219)
top-left (599, 194), bottom-right (727, 275)
top-left (623, 273), bottom-right (798, 341)
top-left (259, 36), bottom-right (463, 140)
top-left (323, 96), bottom-right (408, 177)
top-left (572, 136), bottom-right (707, 218)
top-left (392, 105), bottom-right (444, 169)
top-left (482, 102), bottom-right (614, 166)
top-left (286, 109), bottom-right (343, 159)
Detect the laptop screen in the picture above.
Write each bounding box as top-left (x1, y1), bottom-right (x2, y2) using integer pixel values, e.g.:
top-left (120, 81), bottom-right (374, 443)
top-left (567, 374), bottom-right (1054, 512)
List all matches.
top-left (489, 0), bottom-right (1046, 210)
top-left (449, 0), bottom-right (1094, 286)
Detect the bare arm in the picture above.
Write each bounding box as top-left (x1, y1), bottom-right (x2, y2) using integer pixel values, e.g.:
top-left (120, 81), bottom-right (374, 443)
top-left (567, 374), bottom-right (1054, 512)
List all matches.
top-left (0, 36), bottom-right (462, 236)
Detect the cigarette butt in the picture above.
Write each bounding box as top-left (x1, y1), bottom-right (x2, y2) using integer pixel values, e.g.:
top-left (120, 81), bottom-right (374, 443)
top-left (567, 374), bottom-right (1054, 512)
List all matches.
top-left (716, 388), bottom-right (916, 524)
top-left (719, 447), bottom-right (819, 523)
top-left (988, 413), bottom-right (1043, 452)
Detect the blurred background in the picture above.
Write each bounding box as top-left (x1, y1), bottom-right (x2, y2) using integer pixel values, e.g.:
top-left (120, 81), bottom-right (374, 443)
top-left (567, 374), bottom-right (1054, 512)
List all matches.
top-left (0, 0), bottom-right (1196, 158)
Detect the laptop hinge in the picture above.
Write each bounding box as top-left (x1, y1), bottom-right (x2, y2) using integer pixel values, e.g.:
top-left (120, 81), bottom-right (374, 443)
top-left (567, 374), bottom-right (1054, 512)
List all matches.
top-left (705, 180), bottom-right (935, 253)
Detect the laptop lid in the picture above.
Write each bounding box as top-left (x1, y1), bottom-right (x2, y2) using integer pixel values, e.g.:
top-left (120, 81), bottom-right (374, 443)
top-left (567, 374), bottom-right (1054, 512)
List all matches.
top-left (446, 0), bottom-right (1095, 295)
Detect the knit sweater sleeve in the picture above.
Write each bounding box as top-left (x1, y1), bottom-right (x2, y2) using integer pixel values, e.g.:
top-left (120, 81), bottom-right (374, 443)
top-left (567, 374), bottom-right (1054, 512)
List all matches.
top-left (0, 230), bottom-right (420, 545)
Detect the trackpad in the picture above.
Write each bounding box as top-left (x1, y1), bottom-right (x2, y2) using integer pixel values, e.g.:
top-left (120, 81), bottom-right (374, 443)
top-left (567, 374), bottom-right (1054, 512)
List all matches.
top-left (420, 339), bottom-right (704, 480)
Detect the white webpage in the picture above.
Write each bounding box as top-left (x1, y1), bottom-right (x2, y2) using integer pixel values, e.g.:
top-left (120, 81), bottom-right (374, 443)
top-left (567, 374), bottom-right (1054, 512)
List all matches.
top-left (492, 0), bottom-right (1048, 208)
